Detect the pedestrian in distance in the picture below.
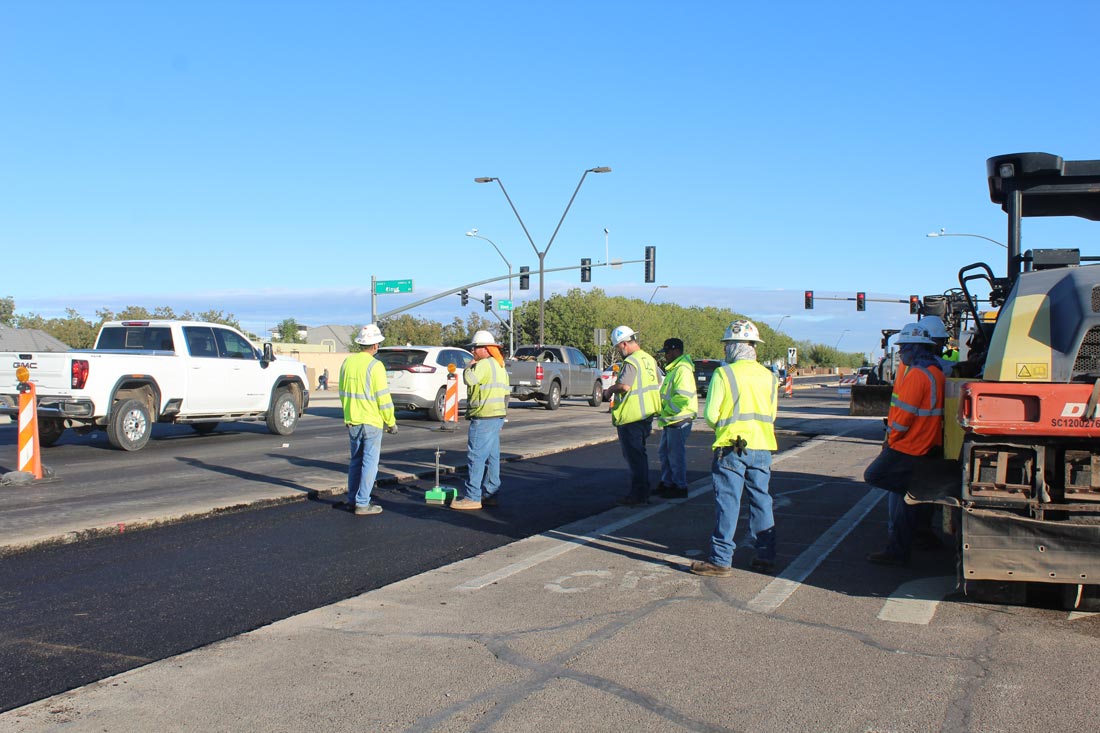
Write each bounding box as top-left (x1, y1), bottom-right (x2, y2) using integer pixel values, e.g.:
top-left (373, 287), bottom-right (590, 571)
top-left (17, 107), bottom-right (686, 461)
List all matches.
top-left (452, 330), bottom-right (510, 510)
top-left (339, 324), bottom-right (397, 516)
top-left (691, 320), bottom-right (780, 577)
top-left (602, 325), bottom-right (662, 506)
top-left (319, 367), bottom-right (329, 391)
top-left (655, 337), bottom-right (697, 499)
top-left (864, 322), bottom-right (946, 565)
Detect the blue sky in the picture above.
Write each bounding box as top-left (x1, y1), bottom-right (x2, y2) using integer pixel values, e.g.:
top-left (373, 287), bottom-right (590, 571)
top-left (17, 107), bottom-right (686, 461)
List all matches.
top-left (3, 1), bottom-right (1099, 357)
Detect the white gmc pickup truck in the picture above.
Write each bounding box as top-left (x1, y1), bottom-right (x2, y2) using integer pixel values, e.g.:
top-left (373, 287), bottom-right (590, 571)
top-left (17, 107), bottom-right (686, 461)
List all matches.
top-left (0, 320), bottom-right (310, 451)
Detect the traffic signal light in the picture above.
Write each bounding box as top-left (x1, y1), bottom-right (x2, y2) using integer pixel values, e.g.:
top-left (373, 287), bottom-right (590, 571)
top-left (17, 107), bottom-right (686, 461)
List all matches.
top-left (581, 258), bottom-right (591, 282)
top-left (460, 289), bottom-right (469, 307)
top-left (909, 295), bottom-right (921, 314)
top-left (856, 292), bottom-right (866, 311)
top-left (804, 290), bottom-right (814, 310)
top-left (644, 246), bottom-right (656, 283)
top-left (519, 266), bottom-right (530, 290)
top-left (484, 293), bottom-right (492, 312)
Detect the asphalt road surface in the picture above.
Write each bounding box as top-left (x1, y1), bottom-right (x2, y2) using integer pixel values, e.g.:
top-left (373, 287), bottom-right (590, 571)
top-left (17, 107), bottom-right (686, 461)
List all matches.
top-left (1, 430), bottom-right (799, 712)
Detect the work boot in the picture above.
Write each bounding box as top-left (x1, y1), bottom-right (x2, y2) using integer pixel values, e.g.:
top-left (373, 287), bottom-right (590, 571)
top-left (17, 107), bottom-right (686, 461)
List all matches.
top-left (654, 481), bottom-right (674, 496)
top-left (353, 504), bottom-right (383, 516)
top-left (451, 498), bottom-right (483, 511)
top-left (690, 560), bottom-right (734, 577)
top-left (866, 549), bottom-right (909, 567)
top-left (481, 493), bottom-right (499, 507)
top-left (661, 486), bottom-right (688, 499)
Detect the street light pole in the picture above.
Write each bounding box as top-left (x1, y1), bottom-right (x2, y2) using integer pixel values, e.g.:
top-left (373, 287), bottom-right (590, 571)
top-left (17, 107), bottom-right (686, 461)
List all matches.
top-left (466, 229), bottom-right (514, 356)
top-left (475, 166), bottom-right (611, 345)
top-left (926, 228), bottom-right (1007, 249)
top-left (835, 329), bottom-right (851, 349)
top-left (646, 284), bottom-right (668, 305)
top-left (775, 315), bottom-right (790, 331)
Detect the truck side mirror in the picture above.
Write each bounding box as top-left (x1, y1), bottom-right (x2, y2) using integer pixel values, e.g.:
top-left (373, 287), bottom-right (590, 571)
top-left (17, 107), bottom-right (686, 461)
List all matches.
top-left (261, 342), bottom-right (274, 368)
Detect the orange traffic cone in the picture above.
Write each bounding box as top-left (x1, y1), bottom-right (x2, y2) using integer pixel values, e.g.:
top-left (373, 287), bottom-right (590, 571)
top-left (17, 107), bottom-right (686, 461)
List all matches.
top-left (17, 377), bottom-right (43, 479)
top-left (784, 375), bottom-right (794, 398)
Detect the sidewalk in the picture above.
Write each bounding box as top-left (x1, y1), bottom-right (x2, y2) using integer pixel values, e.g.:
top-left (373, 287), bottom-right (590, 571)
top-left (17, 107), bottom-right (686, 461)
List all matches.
top-left (1, 421), bottom-right (904, 732)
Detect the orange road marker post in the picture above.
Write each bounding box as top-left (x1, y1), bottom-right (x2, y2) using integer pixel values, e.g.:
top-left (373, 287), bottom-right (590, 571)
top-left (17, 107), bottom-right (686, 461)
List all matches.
top-left (15, 365), bottom-right (43, 479)
top-left (784, 374), bottom-right (794, 398)
top-left (440, 364), bottom-right (459, 431)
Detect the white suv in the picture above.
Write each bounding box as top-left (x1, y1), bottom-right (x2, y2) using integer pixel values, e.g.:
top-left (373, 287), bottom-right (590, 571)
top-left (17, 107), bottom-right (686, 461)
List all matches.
top-left (376, 346), bottom-right (475, 421)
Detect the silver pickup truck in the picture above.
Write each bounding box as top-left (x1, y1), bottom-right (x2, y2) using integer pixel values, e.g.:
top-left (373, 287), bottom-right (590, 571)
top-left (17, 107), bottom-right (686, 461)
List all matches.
top-left (506, 345), bottom-right (603, 410)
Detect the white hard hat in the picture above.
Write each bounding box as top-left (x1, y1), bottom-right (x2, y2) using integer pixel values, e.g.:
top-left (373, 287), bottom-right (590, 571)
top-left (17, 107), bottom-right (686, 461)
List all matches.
top-left (354, 323), bottom-right (385, 346)
top-left (468, 330), bottom-right (499, 348)
top-left (611, 325), bottom-right (638, 346)
top-left (917, 315), bottom-right (949, 340)
top-left (895, 322), bottom-right (936, 345)
top-left (721, 319), bottom-right (763, 343)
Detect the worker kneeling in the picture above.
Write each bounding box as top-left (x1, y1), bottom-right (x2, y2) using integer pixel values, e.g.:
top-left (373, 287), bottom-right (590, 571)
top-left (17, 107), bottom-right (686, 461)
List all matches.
top-left (691, 320), bottom-right (781, 577)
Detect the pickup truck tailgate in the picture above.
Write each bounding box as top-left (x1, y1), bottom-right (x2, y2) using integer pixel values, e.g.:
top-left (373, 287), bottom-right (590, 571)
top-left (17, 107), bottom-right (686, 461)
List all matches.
top-left (2, 352), bottom-right (75, 393)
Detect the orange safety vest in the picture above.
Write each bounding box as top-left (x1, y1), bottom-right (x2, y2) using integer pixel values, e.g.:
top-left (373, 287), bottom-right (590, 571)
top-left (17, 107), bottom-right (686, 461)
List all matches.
top-left (887, 362), bottom-right (945, 456)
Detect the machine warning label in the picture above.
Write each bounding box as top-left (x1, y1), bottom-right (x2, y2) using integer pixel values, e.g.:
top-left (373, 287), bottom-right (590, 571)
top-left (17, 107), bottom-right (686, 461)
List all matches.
top-left (1016, 363), bottom-right (1048, 379)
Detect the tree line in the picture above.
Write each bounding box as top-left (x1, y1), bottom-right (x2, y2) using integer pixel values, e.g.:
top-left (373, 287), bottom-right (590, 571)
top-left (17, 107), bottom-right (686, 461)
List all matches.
top-left (3, 291), bottom-right (865, 368)
top-left (376, 288), bottom-right (864, 368)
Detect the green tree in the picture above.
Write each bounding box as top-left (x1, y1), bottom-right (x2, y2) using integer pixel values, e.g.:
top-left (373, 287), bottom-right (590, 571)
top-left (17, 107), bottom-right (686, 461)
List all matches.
top-left (274, 318), bottom-right (306, 343)
top-left (0, 296), bottom-right (14, 326)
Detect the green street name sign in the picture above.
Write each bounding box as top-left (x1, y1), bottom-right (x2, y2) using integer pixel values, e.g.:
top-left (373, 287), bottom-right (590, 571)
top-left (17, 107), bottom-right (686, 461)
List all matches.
top-left (375, 279), bottom-right (413, 294)
top-left (498, 299), bottom-right (513, 311)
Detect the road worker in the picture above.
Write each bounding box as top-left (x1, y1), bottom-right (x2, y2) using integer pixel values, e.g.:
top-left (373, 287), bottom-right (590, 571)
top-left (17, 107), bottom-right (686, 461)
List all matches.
top-left (452, 330), bottom-right (510, 510)
top-left (691, 320), bottom-right (780, 576)
top-left (655, 337), bottom-right (697, 499)
top-left (864, 322), bottom-right (945, 565)
top-left (339, 323), bottom-right (397, 516)
top-left (601, 326), bottom-right (662, 506)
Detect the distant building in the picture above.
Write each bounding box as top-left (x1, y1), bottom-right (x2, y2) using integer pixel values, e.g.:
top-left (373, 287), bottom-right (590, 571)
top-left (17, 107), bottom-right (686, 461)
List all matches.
top-left (305, 324), bottom-right (355, 352)
top-left (0, 324), bottom-right (71, 352)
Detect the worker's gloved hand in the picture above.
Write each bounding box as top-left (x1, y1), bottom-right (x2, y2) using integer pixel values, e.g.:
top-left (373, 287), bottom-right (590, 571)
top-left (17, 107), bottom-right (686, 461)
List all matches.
top-left (385, 424), bottom-right (398, 435)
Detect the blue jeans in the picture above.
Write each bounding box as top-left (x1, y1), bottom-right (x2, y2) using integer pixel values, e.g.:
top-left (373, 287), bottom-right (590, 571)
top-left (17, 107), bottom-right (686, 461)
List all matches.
top-left (709, 447), bottom-right (775, 567)
top-left (617, 418), bottom-right (653, 501)
top-left (465, 417), bottom-right (504, 501)
top-left (864, 447), bottom-right (918, 558)
top-left (658, 420), bottom-right (693, 489)
top-left (347, 423), bottom-right (383, 508)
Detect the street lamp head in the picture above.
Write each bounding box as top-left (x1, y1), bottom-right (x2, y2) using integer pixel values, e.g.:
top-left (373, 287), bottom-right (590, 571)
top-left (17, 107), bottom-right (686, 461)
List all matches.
top-left (466, 229), bottom-right (478, 236)
top-left (589, 166), bottom-right (612, 174)
top-left (926, 228), bottom-right (946, 238)
top-left (474, 177), bottom-right (497, 183)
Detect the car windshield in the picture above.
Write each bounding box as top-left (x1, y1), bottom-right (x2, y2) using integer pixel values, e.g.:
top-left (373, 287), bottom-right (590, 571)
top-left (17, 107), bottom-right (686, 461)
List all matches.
top-left (377, 349), bottom-right (428, 369)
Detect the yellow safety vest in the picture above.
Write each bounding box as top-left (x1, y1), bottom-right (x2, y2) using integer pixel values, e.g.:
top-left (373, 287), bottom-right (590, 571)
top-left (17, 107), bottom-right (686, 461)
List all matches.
top-left (658, 353), bottom-right (698, 427)
top-left (339, 351), bottom-right (395, 428)
top-left (611, 349), bottom-right (662, 427)
top-left (464, 358), bottom-right (509, 418)
top-left (704, 360), bottom-right (778, 450)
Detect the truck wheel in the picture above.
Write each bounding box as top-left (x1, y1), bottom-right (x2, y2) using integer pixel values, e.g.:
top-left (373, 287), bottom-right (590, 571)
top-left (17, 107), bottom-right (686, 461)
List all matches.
top-left (191, 422), bottom-right (219, 435)
top-left (544, 381), bottom-right (561, 411)
top-left (38, 417), bottom-right (66, 447)
top-left (588, 380), bottom-right (602, 407)
top-left (266, 388), bottom-right (299, 435)
top-left (107, 398), bottom-right (152, 451)
top-left (429, 387), bottom-right (447, 422)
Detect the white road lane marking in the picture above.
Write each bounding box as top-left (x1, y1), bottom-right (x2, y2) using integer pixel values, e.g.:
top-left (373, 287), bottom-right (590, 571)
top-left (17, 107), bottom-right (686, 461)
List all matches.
top-left (455, 431), bottom-right (866, 593)
top-left (747, 489), bottom-right (883, 614)
top-left (877, 576), bottom-right (956, 624)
